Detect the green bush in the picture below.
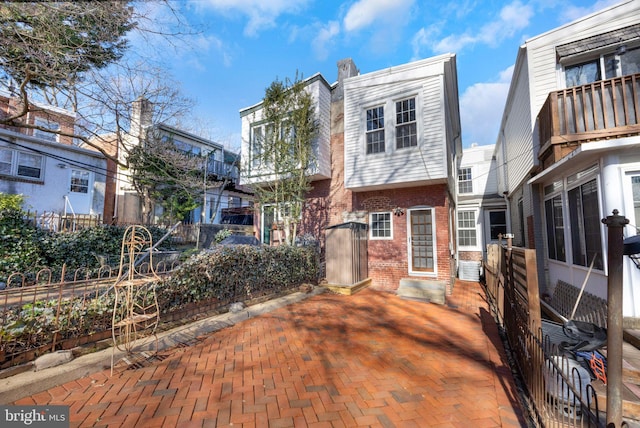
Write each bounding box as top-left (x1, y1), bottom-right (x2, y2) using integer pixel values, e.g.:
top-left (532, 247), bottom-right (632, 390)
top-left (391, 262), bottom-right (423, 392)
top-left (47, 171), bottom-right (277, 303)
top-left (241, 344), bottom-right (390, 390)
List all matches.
top-left (157, 245), bottom-right (319, 310)
top-left (0, 207), bottom-right (50, 280)
top-left (42, 225), bottom-right (173, 271)
top-left (0, 215), bottom-right (174, 282)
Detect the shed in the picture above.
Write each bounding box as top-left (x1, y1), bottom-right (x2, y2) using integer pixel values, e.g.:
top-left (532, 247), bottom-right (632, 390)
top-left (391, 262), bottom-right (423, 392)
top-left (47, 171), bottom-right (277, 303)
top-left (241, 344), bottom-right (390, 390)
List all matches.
top-left (325, 222), bottom-right (369, 293)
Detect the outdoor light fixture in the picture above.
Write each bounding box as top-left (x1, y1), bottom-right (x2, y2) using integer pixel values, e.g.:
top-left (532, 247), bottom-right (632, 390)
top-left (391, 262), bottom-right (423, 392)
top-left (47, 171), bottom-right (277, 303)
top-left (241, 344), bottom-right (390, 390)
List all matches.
top-left (393, 207), bottom-right (405, 216)
top-left (623, 235), bottom-right (640, 269)
top-left (616, 44), bottom-right (627, 56)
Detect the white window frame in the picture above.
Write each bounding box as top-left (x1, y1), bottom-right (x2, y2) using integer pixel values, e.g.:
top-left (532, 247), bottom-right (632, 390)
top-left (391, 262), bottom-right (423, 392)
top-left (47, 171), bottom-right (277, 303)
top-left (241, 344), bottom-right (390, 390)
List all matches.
top-left (369, 211), bottom-right (393, 240)
top-left (457, 209), bottom-right (479, 250)
top-left (33, 117), bottom-right (60, 142)
top-left (395, 97), bottom-right (417, 149)
top-left (365, 105), bottom-right (385, 155)
top-left (407, 207), bottom-right (437, 276)
top-left (0, 147), bottom-right (44, 180)
top-left (70, 169), bottom-right (90, 194)
top-left (458, 167), bottom-right (473, 194)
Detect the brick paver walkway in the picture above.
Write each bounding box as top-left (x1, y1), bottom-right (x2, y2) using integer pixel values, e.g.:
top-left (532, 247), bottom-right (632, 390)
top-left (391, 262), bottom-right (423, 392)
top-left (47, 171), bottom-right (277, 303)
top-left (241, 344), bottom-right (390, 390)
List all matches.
top-left (14, 281), bottom-right (527, 427)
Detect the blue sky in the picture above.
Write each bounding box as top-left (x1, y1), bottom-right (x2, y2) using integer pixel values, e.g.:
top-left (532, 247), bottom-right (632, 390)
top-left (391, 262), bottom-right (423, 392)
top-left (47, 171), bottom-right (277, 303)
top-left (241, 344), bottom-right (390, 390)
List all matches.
top-left (135, 0), bottom-right (622, 152)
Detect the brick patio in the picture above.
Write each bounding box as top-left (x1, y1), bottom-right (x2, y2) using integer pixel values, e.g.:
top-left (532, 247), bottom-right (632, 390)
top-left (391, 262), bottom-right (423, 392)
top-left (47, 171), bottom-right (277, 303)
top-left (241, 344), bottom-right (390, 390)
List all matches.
top-left (13, 280), bottom-right (527, 427)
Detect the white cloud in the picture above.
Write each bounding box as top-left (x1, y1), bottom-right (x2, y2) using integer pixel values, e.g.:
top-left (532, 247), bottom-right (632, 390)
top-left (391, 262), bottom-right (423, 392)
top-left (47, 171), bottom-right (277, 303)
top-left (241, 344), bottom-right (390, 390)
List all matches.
top-left (312, 21), bottom-right (341, 61)
top-left (460, 65), bottom-right (514, 147)
top-left (343, 0), bottom-right (415, 32)
top-left (415, 0), bottom-right (533, 55)
top-left (201, 0), bottom-right (310, 36)
top-left (559, 0), bottom-right (621, 22)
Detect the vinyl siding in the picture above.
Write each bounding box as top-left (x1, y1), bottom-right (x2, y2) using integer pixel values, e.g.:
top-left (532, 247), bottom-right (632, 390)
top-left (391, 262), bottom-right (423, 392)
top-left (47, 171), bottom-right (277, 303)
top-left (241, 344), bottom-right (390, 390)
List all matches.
top-left (525, 0), bottom-right (640, 124)
top-left (502, 57), bottom-right (534, 194)
top-left (239, 75), bottom-right (332, 185)
top-left (459, 144), bottom-right (497, 197)
top-left (344, 56), bottom-right (454, 190)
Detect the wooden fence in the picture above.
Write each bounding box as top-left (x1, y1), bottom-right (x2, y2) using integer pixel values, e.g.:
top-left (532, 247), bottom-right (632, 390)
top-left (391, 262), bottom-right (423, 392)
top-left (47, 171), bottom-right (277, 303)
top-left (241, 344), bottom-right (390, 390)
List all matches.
top-left (24, 210), bottom-right (102, 232)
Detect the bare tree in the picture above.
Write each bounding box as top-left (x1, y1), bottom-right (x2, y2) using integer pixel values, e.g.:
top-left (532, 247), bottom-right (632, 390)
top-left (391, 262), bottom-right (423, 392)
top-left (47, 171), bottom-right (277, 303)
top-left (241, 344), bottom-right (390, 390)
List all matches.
top-left (0, 1), bottom-right (198, 166)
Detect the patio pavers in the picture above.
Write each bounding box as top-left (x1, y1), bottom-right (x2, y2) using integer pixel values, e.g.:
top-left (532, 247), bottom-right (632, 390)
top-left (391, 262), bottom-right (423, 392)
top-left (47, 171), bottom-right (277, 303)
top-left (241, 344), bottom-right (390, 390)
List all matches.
top-left (12, 280), bottom-right (527, 427)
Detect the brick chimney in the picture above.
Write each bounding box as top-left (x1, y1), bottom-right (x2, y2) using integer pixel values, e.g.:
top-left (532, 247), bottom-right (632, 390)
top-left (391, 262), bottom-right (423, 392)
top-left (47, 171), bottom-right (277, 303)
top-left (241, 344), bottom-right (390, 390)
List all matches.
top-left (130, 97), bottom-right (153, 141)
top-left (332, 58), bottom-right (359, 102)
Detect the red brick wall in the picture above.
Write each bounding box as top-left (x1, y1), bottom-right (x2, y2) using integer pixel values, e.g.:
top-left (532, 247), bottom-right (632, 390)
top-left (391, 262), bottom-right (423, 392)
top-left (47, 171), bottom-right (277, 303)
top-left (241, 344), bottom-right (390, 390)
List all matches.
top-left (352, 185), bottom-right (453, 291)
top-left (459, 251), bottom-right (483, 262)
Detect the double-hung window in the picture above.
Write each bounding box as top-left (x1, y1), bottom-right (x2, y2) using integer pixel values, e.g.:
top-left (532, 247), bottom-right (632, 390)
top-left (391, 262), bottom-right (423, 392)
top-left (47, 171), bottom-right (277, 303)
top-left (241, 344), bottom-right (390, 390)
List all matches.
top-left (366, 106), bottom-right (385, 154)
top-left (70, 170), bottom-right (90, 193)
top-left (457, 210), bottom-right (477, 247)
top-left (396, 97), bottom-right (417, 149)
top-left (458, 167), bottom-right (473, 193)
top-left (0, 147), bottom-right (44, 180)
top-left (370, 212), bottom-right (392, 239)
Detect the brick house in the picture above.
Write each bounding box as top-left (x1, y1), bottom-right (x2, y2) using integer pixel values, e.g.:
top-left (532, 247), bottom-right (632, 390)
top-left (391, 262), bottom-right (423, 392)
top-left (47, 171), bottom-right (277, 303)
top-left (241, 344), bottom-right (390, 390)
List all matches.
top-left (241, 55), bottom-right (462, 292)
top-left (494, 0), bottom-right (640, 317)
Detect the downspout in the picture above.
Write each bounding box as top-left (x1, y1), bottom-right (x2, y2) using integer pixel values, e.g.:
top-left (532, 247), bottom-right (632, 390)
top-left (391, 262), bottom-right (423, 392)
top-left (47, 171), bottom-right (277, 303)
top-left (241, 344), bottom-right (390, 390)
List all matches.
top-left (500, 130), bottom-right (512, 234)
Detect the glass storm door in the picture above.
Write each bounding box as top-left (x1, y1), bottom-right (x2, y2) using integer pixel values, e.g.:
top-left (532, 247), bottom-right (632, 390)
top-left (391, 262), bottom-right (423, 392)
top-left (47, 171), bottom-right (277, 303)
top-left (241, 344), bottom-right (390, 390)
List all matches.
top-left (408, 209), bottom-right (434, 274)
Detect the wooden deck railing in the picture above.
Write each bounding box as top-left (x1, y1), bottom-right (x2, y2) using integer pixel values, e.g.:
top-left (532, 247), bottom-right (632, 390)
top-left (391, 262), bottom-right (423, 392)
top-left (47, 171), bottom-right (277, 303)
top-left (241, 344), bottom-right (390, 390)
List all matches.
top-left (538, 73), bottom-right (640, 166)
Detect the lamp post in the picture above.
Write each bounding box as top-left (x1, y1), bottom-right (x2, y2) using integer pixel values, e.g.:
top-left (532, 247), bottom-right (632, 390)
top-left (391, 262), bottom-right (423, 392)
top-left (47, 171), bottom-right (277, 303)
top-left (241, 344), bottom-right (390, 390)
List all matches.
top-left (603, 209), bottom-right (628, 427)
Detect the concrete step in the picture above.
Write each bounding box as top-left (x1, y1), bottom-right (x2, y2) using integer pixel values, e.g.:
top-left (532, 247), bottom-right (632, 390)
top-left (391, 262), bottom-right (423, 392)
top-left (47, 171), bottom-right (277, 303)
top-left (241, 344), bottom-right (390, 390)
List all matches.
top-left (397, 278), bottom-right (446, 305)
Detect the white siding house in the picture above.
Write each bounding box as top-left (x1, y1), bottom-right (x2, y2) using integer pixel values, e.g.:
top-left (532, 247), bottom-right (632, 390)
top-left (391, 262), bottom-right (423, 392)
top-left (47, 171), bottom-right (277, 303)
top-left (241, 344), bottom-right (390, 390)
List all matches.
top-left (240, 74), bottom-right (332, 185)
top-left (495, 0), bottom-right (640, 317)
top-left (343, 55), bottom-right (458, 190)
top-left (240, 55), bottom-right (462, 291)
top-left (0, 127), bottom-right (106, 218)
top-left (457, 144), bottom-right (507, 280)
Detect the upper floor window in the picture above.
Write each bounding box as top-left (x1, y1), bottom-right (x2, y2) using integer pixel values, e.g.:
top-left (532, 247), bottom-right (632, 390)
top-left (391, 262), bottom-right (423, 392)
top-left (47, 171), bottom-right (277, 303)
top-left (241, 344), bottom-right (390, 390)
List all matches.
top-left (366, 106), bottom-right (385, 154)
top-left (396, 97), bottom-right (417, 149)
top-left (171, 138), bottom-right (201, 156)
top-left (251, 125), bottom-right (264, 169)
top-left (0, 147), bottom-right (43, 180)
top-left (458, 167), bottom-right (472, 193)
top-left (565, 46), bottom-right (640, 87)
top-left (33, 118), bottom-right (59, 142)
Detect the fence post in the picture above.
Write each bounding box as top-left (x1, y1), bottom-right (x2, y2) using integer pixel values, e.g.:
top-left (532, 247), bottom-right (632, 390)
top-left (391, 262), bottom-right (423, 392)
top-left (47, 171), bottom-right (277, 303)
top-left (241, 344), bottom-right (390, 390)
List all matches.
top-left (602, 209), bottom-right (628, 428)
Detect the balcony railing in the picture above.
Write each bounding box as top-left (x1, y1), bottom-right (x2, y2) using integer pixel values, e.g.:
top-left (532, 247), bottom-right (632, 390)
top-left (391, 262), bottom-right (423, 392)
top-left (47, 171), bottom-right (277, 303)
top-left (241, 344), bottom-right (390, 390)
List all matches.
top-left (538, 73), bottom-right (640, 166)
top-left (206, 158), bottom-right (239, 181)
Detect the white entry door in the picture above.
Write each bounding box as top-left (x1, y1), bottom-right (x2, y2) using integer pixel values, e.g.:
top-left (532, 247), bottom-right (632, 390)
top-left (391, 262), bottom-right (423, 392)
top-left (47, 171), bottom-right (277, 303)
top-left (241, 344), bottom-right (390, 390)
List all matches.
top-left (65, 169), bottom-right (93, 214)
